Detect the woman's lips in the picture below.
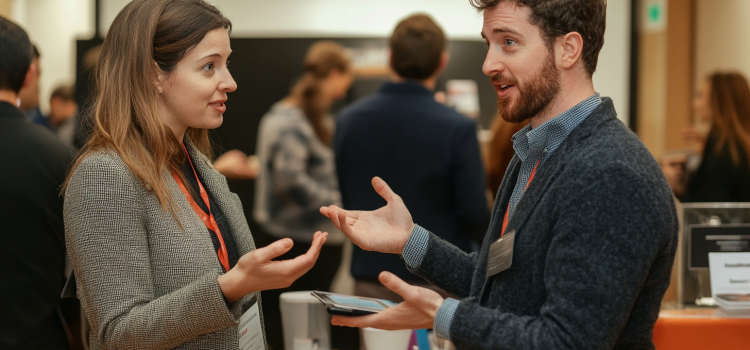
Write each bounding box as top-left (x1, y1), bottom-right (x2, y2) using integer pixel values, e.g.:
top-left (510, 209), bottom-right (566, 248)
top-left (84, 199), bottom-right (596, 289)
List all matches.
top-left (209, 101), bottom-right (226, 113)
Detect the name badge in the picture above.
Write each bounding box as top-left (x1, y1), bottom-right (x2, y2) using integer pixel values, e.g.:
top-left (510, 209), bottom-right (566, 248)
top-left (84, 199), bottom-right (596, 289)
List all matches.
top-left (486, 230), bottom-right (515, 278)
top-left (239, 295), bottom-right (265, 350)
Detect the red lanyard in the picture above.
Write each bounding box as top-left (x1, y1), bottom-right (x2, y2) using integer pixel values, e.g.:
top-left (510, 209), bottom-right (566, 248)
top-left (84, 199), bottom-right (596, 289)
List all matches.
top-left (501, 158), bottom-right (541, 237)
top-left (171, 144), bottom-right (230, 272)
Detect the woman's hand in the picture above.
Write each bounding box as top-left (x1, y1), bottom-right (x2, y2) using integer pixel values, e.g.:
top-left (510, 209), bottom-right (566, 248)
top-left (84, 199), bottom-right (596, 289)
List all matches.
top-left (331, 271), bottom-right (443, 330)
top-left (213, 149), bottom-right (259, 180)
top-left (218, 231), bottom-right (327, 303)
top-left (320, 177), bottom-right (414, 255)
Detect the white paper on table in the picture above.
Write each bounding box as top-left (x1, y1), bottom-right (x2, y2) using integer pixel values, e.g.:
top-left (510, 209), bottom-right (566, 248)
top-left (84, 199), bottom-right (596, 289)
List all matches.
top-left (708, 252), bottom-right (750, 298)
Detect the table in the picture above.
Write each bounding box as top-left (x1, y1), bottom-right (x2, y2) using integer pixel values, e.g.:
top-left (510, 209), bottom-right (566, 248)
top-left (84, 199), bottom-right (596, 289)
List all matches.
top-left (653, 307), bottom-right (750, 350)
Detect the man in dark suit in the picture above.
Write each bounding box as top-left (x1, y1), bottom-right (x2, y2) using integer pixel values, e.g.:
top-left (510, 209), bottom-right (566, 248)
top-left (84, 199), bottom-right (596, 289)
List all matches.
top-left (334, 14), bottom-right (490, 300)
top-left (0, 16), bottom-right (74, 349)
top-left (321, 1), bottom-right (677, 349)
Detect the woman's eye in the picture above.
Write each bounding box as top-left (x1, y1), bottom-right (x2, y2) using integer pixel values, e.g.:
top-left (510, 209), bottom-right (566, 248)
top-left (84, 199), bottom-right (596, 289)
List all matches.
top-left (505, 39), bottom-right (517, 46)
top-left (203, 63), bottom-right (214, 71)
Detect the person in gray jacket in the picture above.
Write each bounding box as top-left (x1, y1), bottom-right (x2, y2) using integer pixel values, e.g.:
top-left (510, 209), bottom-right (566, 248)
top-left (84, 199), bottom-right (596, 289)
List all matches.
top-left (320, 1), bottom-right (678, 349)
top-left (64, 1), bottom-right (327, 349)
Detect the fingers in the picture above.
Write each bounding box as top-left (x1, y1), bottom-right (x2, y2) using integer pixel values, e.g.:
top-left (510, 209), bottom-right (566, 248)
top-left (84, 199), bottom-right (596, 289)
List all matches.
top-left (371, 177), bottom-right (399, 203)
top-left (378, 271), bottom-right (416, 301)
top-left (253, 238), bottom-right (293, 262)
top-left (275, 232), bottom-right (328, 277)
top-left (331, 314), bottom-right (383, 329)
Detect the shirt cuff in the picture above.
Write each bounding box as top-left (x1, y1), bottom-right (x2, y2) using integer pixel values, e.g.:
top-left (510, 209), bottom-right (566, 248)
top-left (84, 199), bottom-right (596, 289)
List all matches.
top-left (401, 224), bottom-right (430, 269)
top-left (434, 298), bottom-right (459, 340)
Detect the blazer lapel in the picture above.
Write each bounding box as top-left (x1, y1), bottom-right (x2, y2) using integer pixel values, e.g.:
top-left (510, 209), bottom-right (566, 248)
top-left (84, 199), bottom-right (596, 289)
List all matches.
top-left (184, 140), bottom-right (256, 255)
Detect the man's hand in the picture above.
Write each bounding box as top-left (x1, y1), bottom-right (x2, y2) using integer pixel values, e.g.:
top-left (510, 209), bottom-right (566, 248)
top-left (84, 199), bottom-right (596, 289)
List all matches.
top-left (320, 177), bottom-right (414, 254)
top-left (218, 231), bottom-right (327, 303)
top-left (331, 271), bottom-right (443, 330)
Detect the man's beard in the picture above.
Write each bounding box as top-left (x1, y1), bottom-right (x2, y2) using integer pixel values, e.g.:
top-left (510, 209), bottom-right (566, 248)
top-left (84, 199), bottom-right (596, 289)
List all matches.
top-left (492, 51), bottom-right (561, 123)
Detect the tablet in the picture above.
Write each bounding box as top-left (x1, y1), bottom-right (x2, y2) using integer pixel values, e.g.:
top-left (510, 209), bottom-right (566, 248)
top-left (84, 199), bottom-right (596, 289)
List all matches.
top-left (310, 291), bottom-right (397, 316)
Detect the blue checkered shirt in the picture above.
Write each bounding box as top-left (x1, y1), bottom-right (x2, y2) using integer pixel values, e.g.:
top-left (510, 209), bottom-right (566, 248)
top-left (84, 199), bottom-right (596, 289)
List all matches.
top-left (402, 93), bottom-right (602, 341)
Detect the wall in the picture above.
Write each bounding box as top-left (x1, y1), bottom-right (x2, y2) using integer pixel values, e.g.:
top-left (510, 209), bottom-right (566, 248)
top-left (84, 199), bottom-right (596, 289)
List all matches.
top-left (695, 0), bottom-right (750, 86)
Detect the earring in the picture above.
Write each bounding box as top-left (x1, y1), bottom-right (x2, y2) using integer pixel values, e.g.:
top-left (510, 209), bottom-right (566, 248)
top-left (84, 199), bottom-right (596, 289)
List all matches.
top-left (157, 86), bottom-right (163, 93)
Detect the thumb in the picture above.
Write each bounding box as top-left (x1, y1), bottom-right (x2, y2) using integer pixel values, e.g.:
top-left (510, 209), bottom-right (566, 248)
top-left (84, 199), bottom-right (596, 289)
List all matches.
top-left (253, 238), bottom-right (294, 262)
top-left (371, 177), bottom-right (399, 203)
top-left (378, 271), bottom-right (414, 300)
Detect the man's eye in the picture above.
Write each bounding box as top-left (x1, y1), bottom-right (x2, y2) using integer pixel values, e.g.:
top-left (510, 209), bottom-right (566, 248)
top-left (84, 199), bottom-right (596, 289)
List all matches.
top-left (203, 63), bottom-right (214, 71)
top-left (505, 39), bottom-right (517, 46)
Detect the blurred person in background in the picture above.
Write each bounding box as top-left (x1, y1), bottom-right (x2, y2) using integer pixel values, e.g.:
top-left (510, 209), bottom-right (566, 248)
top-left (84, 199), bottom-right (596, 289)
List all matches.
top-left (334, 14), bottom-right (489, 302)
top-left (48, 85), bottom-right (77, 148)
top-left (485, 114), bottom-right (529, 200)
top-left (0, 15), bottom-right (73, 350)
top-left (662, 72), bottom-right (750, 202)
top-left (253, 40), bottom-right (352, 350)
top-left (18, 44), bottom-right (46, 127)
top-left (63, 1), bottom-right (328, 348)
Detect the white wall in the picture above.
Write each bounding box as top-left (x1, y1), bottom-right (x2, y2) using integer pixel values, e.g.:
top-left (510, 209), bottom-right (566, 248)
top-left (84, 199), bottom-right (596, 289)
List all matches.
top-left (16, 0), bottom-right (630, 122)
top-left (593, 0), bottom-right (631, 125)
top-left (11, 0), bottom-right (93, 114)
top-left (695, 0), bottom-right (750, 85)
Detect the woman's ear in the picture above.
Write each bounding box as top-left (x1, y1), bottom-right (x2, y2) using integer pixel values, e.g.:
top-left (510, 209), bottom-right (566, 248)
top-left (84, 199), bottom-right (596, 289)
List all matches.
top-left (154, 61), bottom-right (165, 94)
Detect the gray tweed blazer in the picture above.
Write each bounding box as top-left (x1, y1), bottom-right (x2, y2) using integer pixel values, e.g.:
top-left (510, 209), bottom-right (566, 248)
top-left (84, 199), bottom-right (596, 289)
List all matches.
top-left (64, 142), bottom-right (266, 349)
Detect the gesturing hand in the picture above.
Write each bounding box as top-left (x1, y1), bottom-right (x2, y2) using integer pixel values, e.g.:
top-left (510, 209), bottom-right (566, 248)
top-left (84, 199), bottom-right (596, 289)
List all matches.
top-left (218, 231), bottom-right (327, 303)
top-left (331, 271), bottom-right (444, 330)
top-left (320, 177), bottom-right (414, 254)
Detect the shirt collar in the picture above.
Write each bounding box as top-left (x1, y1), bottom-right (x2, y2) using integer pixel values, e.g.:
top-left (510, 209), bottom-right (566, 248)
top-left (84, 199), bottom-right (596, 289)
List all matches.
top-left (512, 93), bottom-right (602, 162)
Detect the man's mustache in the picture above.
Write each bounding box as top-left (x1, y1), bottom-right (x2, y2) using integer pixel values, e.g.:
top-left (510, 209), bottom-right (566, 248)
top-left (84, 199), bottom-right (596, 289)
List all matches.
top-left (490, 74), bottom-right (518, 86)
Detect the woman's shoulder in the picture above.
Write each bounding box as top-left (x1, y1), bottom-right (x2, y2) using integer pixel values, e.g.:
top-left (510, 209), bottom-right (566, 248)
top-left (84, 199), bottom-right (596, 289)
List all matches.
top-left (68, 148), bottom-right (139, 189)
top-left (260, 102), bottom-right (314, 136)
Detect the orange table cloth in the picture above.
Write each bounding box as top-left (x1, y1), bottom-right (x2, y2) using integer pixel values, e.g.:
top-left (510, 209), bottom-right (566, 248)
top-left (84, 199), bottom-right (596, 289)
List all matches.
top-left (653, 308), bottom-right (750, 350)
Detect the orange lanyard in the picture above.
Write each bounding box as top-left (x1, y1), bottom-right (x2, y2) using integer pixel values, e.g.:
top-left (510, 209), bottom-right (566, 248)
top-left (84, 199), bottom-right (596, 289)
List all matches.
top-left (171, 144), bottom-right (230, 272)
top-left (501, 158), bottom-right (541, 237)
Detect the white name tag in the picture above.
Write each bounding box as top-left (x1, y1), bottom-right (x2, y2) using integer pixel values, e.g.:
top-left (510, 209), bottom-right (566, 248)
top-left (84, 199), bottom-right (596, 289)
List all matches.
top-left (239, 295), bottom-right (265, 350)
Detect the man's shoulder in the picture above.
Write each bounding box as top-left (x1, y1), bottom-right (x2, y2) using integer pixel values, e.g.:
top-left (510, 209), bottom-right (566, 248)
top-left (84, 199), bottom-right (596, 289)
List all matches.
top-left (0, 115), bottom-right (73, 165)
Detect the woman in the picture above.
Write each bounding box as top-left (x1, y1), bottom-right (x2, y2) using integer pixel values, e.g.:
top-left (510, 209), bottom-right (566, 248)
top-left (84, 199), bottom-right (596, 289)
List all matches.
top-left (63, 1), bottom-right (327, 348)
top-left (680, 72), bottom-right (750, 202)
top-left (253, 41), bottom-right (352, 349)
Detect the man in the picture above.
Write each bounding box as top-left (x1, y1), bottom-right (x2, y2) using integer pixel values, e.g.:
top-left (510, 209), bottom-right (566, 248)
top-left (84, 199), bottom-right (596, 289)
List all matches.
top-left (0, 16), bottom-right (73, 349)
top-left (334, 14), bottom-right (490, 300)
top-left (17, 44), bottom-right (46, 127)
top-left (48, 85), bottom-right (78, 147)
top-left (321, 1), bottom-right (678, 349)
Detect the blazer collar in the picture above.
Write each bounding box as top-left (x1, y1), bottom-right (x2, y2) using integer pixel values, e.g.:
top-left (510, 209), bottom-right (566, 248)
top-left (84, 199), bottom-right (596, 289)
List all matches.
top-left (182, 138), bottom-right (256, 254)
top-left (0, 101), bottom-right (26, 120)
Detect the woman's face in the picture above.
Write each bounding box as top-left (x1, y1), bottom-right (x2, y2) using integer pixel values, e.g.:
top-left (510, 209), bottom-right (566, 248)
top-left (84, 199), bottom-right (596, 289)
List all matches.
top-left (693, 79), bottom-right (712, 123)
top-left (326, 69), bottom-right (353, 101)
top-left (156, 28), bottom-right (237, 137)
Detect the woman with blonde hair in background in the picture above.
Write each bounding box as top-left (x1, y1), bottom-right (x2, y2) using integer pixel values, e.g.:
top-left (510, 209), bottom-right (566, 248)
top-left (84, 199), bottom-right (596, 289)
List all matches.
top-left (670, 72), bottom-right (750, 202)
top-left (63, 0), bottom-right (327, 348)
top-left (253, 41), bottom-right (353, 349)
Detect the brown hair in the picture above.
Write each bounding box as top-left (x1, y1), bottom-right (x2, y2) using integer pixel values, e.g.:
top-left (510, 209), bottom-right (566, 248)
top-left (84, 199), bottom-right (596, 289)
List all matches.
top-left (290, 41), bottom-right (350, 146)
top-left (50, 85), bottom-right (74, 102)
top-left (63, 0), bottom-right (231, 216)
top-left (390, 14), bottom-right (446, 80)
top-left (707, 72), bottom-right (750, 166)
top-left (470, 0), bottom-right (606, 77)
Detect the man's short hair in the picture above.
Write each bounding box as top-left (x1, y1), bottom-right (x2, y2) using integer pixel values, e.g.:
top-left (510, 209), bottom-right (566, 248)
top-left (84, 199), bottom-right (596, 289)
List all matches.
top-left (0, 16), bottom-right (32, 93)
top-left (51, 85), bottom-right (74, 102)
top-left (390, 14), bottom-right (446, 80)
top-left (470, 0), bottom-right (606, 77)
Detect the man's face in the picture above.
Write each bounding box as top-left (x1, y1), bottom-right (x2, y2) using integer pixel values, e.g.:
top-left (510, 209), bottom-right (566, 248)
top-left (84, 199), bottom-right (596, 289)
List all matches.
top-left (18, 57), bottom-right (40, 110)
top-left (481, 2), bottom-right (561, 123)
